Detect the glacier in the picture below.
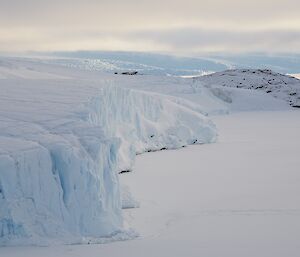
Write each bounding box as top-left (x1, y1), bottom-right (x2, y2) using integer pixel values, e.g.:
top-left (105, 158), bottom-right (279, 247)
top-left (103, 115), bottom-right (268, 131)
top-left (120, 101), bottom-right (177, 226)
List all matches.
top-left (1, 57), bottom-right (294, 246)
top-left (0, 60), bottom-right (217, 245)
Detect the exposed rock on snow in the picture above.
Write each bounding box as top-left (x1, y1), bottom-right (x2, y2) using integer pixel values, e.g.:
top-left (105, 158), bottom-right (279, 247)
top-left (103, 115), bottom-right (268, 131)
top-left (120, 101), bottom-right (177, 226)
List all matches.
top-left (194, 69), bottom-right (300, 107)
top-left (121, 71), bottom-right (138, 75)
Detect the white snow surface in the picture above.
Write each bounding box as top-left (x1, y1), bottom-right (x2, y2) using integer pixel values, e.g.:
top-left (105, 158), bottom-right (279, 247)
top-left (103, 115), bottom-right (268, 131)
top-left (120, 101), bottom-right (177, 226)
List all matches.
top-left (0, 57), bottom-right (216, 245)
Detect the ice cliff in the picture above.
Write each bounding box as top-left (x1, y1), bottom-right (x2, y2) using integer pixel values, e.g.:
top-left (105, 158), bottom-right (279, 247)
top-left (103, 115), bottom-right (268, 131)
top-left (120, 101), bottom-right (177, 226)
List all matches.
top-left (0, 82), bottom-right (216, 245)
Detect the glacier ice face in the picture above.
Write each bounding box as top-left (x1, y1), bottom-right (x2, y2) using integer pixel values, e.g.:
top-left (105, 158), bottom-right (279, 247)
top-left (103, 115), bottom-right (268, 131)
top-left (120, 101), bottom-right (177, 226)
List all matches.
top-left (0, 78), bottom-right (216, 245)
top-left (85, 87), bottom-right (217, 171)
top-left (0, 132), bottom-right (123, 245)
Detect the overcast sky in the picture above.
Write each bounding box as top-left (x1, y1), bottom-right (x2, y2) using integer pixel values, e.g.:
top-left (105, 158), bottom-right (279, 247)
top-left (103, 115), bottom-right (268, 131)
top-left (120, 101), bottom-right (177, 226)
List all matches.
top-left (0, 0), bottom-right (299, 54)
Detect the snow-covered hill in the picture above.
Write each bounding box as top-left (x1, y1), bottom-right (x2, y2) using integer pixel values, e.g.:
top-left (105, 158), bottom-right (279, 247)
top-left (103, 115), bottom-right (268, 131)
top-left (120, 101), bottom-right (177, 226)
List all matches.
top-left (194, 69), bottom-right (300, 107)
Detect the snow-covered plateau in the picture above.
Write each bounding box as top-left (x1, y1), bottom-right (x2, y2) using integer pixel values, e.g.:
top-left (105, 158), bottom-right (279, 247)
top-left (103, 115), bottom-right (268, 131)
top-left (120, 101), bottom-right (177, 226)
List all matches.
top-left (0, 56), bottom-right (299, 255)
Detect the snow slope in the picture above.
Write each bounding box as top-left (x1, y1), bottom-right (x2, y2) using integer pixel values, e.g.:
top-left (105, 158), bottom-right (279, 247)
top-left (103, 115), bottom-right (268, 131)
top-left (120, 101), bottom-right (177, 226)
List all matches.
top-left (0, 57), bottom-right (216, 245)
top-left (194, 69), bottom-right (300, 107)
top-left (115, 74), bottom-right (290, 114)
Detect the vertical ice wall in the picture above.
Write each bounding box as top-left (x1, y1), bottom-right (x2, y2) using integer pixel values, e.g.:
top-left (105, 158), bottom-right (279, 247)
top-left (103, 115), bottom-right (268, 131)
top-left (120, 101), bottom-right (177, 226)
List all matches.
top-left (85, 87), bottom-right (217, 171)
top-left (0, 86), bottom-right (216, 245)
top-left (0, 132), bottom-right (123, 245)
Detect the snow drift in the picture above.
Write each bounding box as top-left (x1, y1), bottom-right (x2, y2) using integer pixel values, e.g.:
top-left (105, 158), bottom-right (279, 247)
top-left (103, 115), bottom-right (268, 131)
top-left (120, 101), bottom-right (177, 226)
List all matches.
top-left (0, 83), bottom-right (216, 245)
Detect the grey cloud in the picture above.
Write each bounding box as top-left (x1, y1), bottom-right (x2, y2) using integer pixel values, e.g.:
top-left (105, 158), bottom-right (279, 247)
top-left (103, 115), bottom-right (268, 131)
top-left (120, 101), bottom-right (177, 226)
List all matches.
top-left (127, 28), bottom-right (300, 53)
top-left (0, 0), bottom-right (299, 53)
